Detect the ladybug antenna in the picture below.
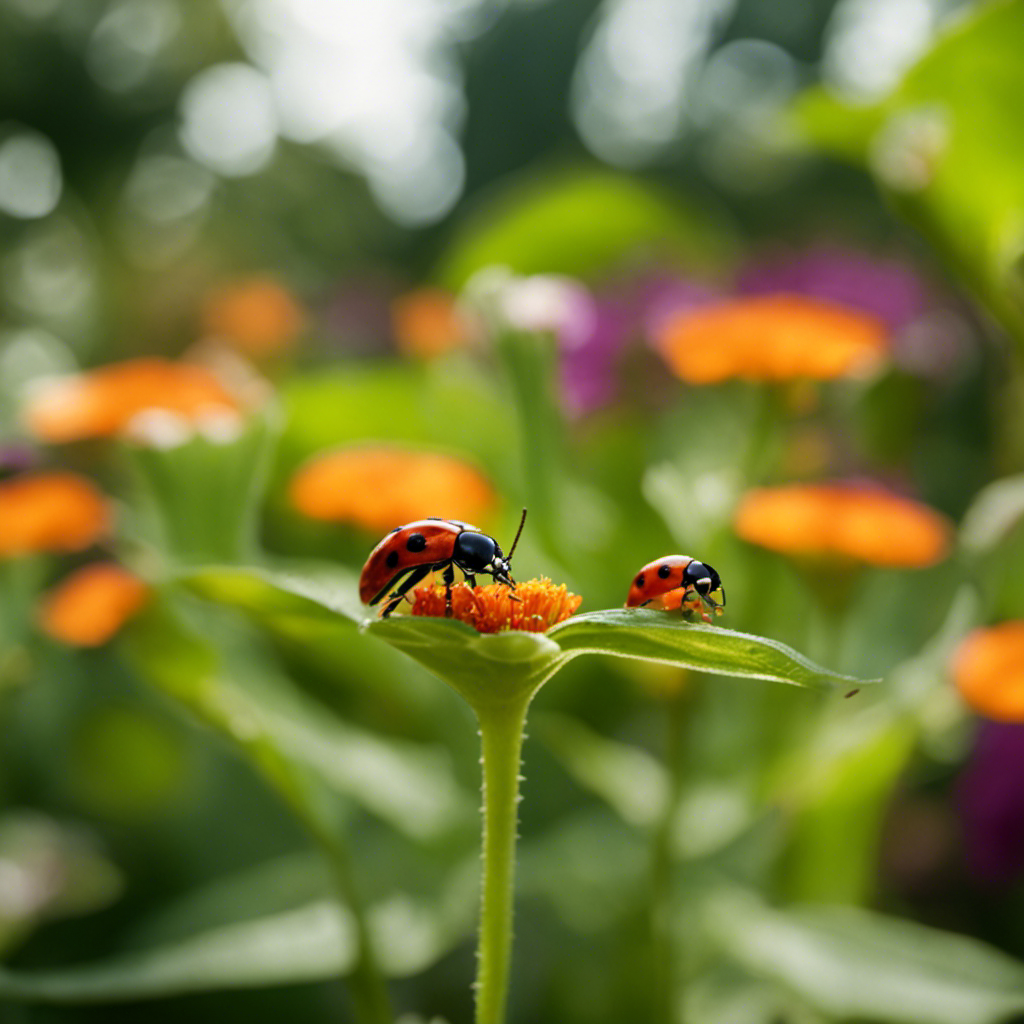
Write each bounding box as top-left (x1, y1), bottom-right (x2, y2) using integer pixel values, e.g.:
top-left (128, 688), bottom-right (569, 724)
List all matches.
top-left (506, 508), bottom-right (527, 563)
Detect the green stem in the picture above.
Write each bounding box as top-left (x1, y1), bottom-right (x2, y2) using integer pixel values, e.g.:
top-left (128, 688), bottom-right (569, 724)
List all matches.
top-left (313, 828), bottom-right (394, 1024)
top-left (650, 692), bottom-right (687, 1024)
top-left (474, 694), bottom-right (532, 1024)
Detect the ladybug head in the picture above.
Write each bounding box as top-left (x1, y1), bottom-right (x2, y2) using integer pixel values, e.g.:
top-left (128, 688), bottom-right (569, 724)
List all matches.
top-left (683, 560), bottom-right (725, 607)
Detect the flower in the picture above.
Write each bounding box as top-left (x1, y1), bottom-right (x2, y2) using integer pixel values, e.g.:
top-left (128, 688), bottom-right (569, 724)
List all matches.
top-left (952, 623), bottom-right (1024, 722)
top-left (289, 446), bottom-right (497, 532)
top-left (23, 359), bottom-right (242, 443)
top-left (655, 294), bottom-right (888, 383)
top-left (0, 473), bottom-right (109, 557)
top-left (38, 563), bottom-right (149, 647)
top-left (733, 483), bottom-right (951, 567)
top-left (957, 721), bottom-right (1024, 881)
top-left (409, 578), bottom-right (581, 633)
top-left (738, 246), bottom-right (929, 331)
top-left (200, 277), bottom-right (305, 356)
top-left (391, 288), bottom-right (468, 358)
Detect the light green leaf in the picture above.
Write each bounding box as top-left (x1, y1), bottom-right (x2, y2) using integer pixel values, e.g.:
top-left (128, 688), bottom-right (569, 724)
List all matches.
top-left (960, 473), bottom-right (1024, 554)
top-left (548, 610), bottom-right (871, 692)
top-left (796, 0), bottom-right (1024, 343)
top-left (437, 167), bottom-right (735, 287)
top-left (706, 887), bottom-right (1024, 1024)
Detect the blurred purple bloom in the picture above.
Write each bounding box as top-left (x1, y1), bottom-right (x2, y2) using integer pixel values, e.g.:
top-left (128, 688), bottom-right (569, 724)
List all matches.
top-left (547, 273), bottom-right (717, 417)
top-left (957, 721), bottom-right (1024, 883)
top-left (0, 442), bottom-right (38, 475)
top-left (322, 275), bottom-right (399, 357)
top-left (738, 246), bottom-right (929, 330)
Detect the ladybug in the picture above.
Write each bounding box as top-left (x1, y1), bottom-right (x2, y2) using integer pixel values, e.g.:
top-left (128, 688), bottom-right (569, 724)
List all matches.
top-left (360, 510), bottom-right (527, 618)
top-left (625, 555), bottom-right (726, 622)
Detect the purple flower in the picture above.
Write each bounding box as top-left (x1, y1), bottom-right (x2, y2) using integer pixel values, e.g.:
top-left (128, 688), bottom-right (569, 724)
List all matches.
top-left (0, 442), bottom-right (38, 475)
top-left (738, 245), bottom-right (929, 330)
top-left (957, 721), bottom-right (1024, 883)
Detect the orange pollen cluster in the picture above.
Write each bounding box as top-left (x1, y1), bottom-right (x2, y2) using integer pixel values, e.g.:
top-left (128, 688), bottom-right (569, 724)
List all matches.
top-left (409, 578), bottom-right (582, 633)
top-left (656, 294), bottom-right (888, 384)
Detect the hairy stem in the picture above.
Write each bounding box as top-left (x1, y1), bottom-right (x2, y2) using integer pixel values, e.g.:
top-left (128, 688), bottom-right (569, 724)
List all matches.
top-left (650, 692), bottom-right (687, 1024)
top-left (474, 694), bottom-right (532, 1024)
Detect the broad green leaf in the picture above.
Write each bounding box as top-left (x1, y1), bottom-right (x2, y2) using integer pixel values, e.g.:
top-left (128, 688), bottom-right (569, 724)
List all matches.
top-left (126, 597), bottom-right (471, 840)
top-left (187, 564), bottom-right (876, 711)
top-left (706, 887), bottom-right (1024, 1024)
top-left (548, 610), bottom-right (871, 692)
top-left (796, 0), bottom-right (1024, 343)
top-left (0, 863), bottom-right (479, 1002)
top-left (437, 168), bottom-right (735, 287)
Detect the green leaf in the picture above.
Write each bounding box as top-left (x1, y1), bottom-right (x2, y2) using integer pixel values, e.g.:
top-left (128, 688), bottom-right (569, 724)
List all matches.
top-left (0, 862), bottom-right (479, 1003)
top-left (187, 565), bottom-right (876, 712)
top-left (548, 610), bottom-right (872, 692)
top-left (437, 167), bottom-right (735, 287)
top-left (796, 0), bottom-right (1024, 343)
top-left (706, 886), bottom-right (1024, 1024)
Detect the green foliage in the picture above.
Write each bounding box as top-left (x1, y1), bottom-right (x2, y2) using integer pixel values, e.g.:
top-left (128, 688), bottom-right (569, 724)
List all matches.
top-left (797, 0), bottom-right (1024, 343)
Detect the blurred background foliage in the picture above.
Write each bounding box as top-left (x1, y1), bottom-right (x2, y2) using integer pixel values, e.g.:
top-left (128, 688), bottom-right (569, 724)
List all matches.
top-left (4, 0), bottom-right (1024, 1022)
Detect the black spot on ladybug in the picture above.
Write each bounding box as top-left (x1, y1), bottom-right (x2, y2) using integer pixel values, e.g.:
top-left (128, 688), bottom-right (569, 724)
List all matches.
top-left (658, 564), bottom-right (672, 579)
top-left (636, 573), bottom-right (645, 588)
top-left (385, 550), bottom-right (400, 568)
top-left (406, 533), bottom-right (427, 553)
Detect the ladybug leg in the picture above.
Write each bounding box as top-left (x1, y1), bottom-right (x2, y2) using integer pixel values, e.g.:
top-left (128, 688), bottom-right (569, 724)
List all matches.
top-left (463, 572), bottom-right (477, 588)
top-left (380, 565), bottom-right (433, 618)
top-left (442, 562), bottom-right (456, 617)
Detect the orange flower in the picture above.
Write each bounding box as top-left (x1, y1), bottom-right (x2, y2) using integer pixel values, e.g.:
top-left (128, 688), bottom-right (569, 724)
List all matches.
top-left (201, 277), bottom-right (305, 356)
top-left (409, 578), bottom-right (582, 633)
top-left (23, 358), bottom-right (241, 443)
top-left (952, 623), bottom-right (1024, 722)
top-left (733, 483), bottom-right (951, 568)
top-left (391, 288), bottom-right (468, 358)
top-left (656, 294), bottom-right (887, 383)
top-left (289, 446), bottom-right (496, 532)
top-left (0, 473), bottom-right (109, 557)
top-left (39, 563), bottom-right (149, 647)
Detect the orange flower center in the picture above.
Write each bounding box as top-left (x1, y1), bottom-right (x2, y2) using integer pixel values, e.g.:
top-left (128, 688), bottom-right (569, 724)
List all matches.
top-left (952, 623), bottom-right (1024, 722)
top-left (656, 294), bottom-right (888, 384)
top-left (733, 483), bottom-right (951, 568)
top-left (408, 577), bottom-right (581, 633)
top-left (39, 563), bottom-right (149, 647)
top-left (0, 473), bottom-right (109, 557)
top-left (289, 447), bottom-right (496, 532)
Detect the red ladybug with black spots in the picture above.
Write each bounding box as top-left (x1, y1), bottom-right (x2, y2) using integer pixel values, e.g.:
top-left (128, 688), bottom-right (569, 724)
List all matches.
top-left (626, 555), bottom-right (725, 622)
top-left (360, 511), bottom-right (526, 618)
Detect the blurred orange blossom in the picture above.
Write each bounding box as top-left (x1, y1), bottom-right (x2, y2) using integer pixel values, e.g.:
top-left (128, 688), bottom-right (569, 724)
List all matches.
top-left (289, 446), bottom-right (496, 532)
top-left (656, 294), bottom-right (888, 383)
top-left (733, 483), bottom-right (951, 568)
top-left (392, 288), bottom-right (468, 358)
top-left (39, 563), bottom-right (149, 647)
top-left (0, 473), bottom-right (109, 557)
top-left (23, 358), bottom-right (243, 443)
top-left (410, 578), bottom-right (581, 633)
top-left (952, 623), bottom-right (1024, 722)
top-left (201, 276), bottom-right (305, 356)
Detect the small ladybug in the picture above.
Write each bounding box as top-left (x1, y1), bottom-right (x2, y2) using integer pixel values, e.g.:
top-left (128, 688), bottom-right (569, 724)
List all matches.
top-left (360, 510), bottom-right (527, 618)
top-left (625, 555), bottom-right (726, 623)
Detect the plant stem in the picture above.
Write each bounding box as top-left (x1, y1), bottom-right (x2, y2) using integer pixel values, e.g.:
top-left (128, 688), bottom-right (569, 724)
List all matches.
top-left (315, 829), bottom-right (394, 1024)
top-left (474, 693), bottom-right (532, 1024)
top-left (650, 692), bottom-right (687, 1024)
